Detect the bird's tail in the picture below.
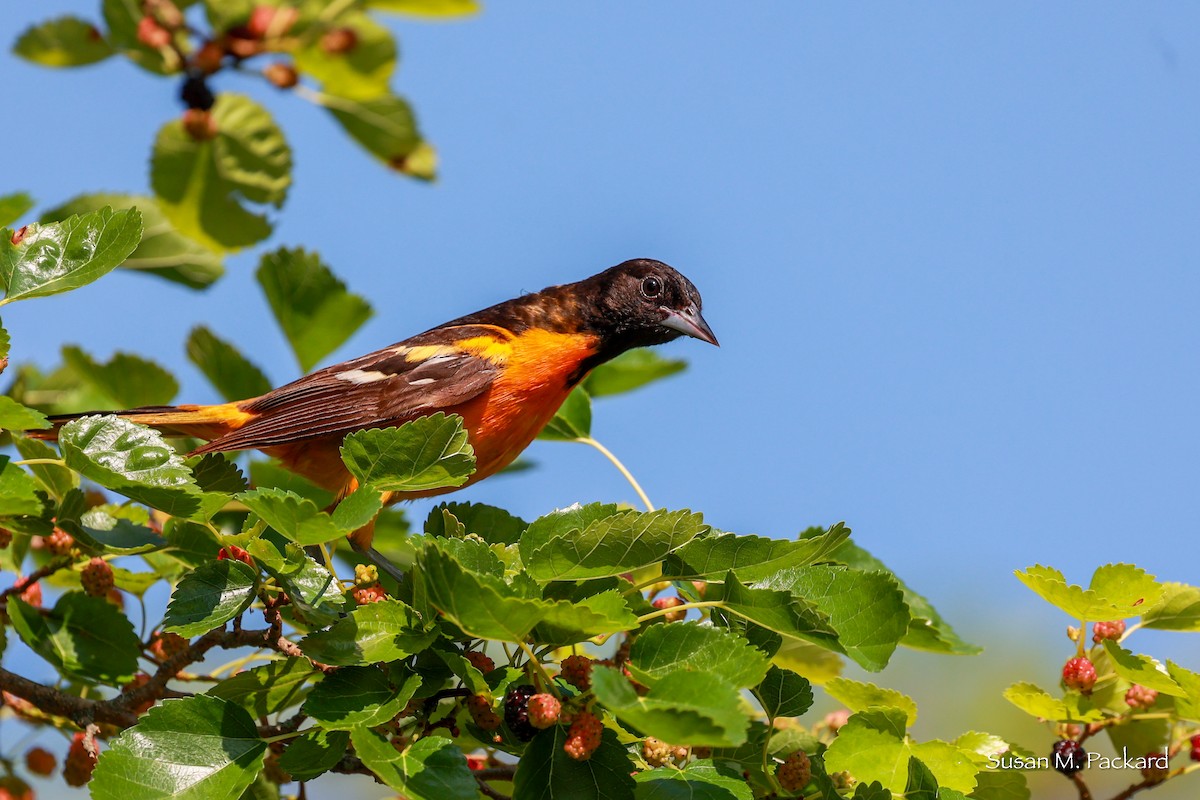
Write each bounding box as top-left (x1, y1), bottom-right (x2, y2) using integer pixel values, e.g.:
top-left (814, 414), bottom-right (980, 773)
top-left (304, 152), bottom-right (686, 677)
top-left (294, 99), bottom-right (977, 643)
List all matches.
top-left (28, 402), bottom-right (254, 444)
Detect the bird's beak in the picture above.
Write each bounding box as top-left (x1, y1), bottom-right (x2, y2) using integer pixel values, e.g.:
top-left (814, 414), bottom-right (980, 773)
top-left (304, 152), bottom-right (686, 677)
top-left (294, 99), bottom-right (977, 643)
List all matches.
top-left (660, 305), bottom-right (719, 346)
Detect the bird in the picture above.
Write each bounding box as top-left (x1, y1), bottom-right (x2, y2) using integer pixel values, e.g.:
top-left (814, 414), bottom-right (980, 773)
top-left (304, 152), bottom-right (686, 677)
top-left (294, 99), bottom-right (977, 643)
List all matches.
top-left (34, 259), bottom-right (717, 574)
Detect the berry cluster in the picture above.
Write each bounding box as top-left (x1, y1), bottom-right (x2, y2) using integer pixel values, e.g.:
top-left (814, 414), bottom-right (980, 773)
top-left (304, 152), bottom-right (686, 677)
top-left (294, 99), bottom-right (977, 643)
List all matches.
top-left (81, 557), bottom-right (114, 597)
top-left (464, 651), bottom-right (496, 674)
top-left (466, 694), bottom-right (501, 731)
top-left (563, 712), bottom-right (602, 761)
top-left (1092, 619), bottom-right (1125, 643)
top-left (1124, 684), bottom-right (1158, 709)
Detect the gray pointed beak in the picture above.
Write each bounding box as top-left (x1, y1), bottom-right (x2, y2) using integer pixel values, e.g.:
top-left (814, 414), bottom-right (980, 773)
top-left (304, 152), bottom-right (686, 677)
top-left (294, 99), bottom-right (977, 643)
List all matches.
top-left (660, 305), bottom-right (719, 346)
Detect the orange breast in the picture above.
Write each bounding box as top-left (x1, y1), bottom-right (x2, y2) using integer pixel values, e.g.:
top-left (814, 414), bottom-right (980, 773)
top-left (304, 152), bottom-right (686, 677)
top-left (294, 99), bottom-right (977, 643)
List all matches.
top-left (449, 328), bottom-right (599, 486)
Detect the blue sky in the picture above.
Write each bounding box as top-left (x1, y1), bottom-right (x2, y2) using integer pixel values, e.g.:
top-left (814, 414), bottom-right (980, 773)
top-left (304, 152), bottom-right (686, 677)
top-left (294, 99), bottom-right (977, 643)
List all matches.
top-left (3, 1), bottom-right (1199, 673)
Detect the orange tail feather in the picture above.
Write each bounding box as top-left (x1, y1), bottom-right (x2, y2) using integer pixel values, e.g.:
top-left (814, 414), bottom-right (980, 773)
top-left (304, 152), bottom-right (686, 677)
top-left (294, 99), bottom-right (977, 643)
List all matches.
top-left (29, 402), bottom-right (255, 443)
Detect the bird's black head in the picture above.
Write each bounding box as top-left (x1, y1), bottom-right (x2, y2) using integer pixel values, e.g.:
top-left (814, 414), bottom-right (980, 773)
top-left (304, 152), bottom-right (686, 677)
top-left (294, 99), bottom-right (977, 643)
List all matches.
top-left (580, 258), bottom-right (718, 352)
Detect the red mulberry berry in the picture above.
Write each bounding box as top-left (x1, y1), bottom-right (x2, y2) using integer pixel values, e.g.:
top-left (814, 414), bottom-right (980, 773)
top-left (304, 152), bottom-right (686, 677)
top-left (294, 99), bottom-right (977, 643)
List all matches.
top-left (0, 528), bottom-right (12, 548)
top-left (320, 27), bottom-right (358, 54)
top-left (1093, 620), bottom-right (1126, 643)
top-left (352, 584), bottom-right (387, 604)
top-left (136, 16), bottom-right (172, 49)
top-left (777, 751), bottom-right (812, 792)
top-left (465, 651), bottom-right (496, 674)
top-left (1124, 684), bottom-right (1158, 709)
top-left (44, 527), bottom-right (74, 556)
top-left (149, 631), bottom-right (189, 663)
top-left (264, 63), bottom-right (299, 89)
top-left (466, 694), bottom-right (501, 731)
top-left (652, 596), bottom-right (686, 622)
top-left (563, 711), bottom-right (602, 761)
top-left (63, 732), bottom-right (97, 787)
top-left (528, 693), bottom-right (561, 729)
top-left (81, 557), bottom-right (114, 597)
top-left (1062, 657), bottom-right (1097, 693)
top-left (560, 655), bottom-right (593, 691)
top-left (467, 754), bottom-right (488, 771)
top-left (24, 746), bottom-right (56, 776)
top-left (1141, 751), bottom-right (1169, 783)
top-left (217, 545), bottom-right (253, 567)
top-left (0, 776), bottom-right (33, 800)
top-left (1052, 740), bottom-right (1086, 775)
top-left (18, 581), bottom-right (41, 608)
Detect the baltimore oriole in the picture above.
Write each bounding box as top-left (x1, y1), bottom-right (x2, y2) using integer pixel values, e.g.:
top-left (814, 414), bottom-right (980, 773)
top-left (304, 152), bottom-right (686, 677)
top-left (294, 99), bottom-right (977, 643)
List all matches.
top-left (36, 259), bottom-right (716, 565)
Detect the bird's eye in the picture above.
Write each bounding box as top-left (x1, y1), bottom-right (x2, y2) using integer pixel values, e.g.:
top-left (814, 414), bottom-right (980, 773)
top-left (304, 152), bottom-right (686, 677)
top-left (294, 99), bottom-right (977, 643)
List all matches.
top-left (641, 276), bottom-right (663, 298)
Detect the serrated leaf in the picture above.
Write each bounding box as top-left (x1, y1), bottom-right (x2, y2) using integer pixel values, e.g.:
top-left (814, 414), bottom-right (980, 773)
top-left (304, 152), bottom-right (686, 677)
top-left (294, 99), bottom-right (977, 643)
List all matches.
top-left (247, 535), bottom-right (346, 627)
top-left (239, 487), bottom-right (343, 546)
top-left (91, 696), bottom-right (267, 800)
top-left (278, 728), bottom-right (349, 782)
top-left (300, 599), bottom-right (435, 666)
top-left (0, 396), bottom-right (49, 431)
top-left (152, 95), bottom-right (290, 252)
top-left (1166, 661), bottom-right (1200, 722)
top-left (208, 658), bottom-right (315, 717)
top-left (62, 345), bottom-right (179, 407)
top-left (249, 460), bottom-right (333, 507)
top-left (1001, 682), bottom-right (1103, 723)
top-left (519, 502), bottom-right (622, 561)
top-left (633, 759), bottom-right (753, 800)
top-left (59, 415), bottom-right (206, 517)
top-left (331, 486), bottom-right (383, 531)
top-left (13, 436), bottom-right (77, 499)
top-left (1015, 564), bottom-right (1163, 622)
top-left (14, 16), bottom-right (113, 67)
top-left (757, 565), bottom-right (909, 672)
top-left (525, 508), bottom-right (707, 581)
top-left (425, 501), bottom-right (528, 545)
top-left (754, 666), bottom-right (814, 719)
top-left (256, 246), bottom-right (371, 371)
top-left (824, 715), bottom-right (976, 796)
top-left (303, 665), bottom-right (420, 729)
top-left (1100, 641), bottom-right (1185, 696)
top-left (190, 453), bottom-right (248, 494)
top-left (164, 559), bottom-right (258, 636)
top-left (0, 454), bottom-right (51, 517)
top-left (629, 623), bottom-right (771, 690)
top-left (824, 678), bottom-right (917, 725)
top-left (593, 666), bottom-right (750, 747)
top-left (1142, 582), bottom-right (1200, 631)
top-left (537, 385), bottom-right (591, 440)
top-left (584, 349), bottom-right (687, 398)
top-left (771, 637), bottom-right (844, 684)
top-left (352, 730), bottom-right (476, 799)
top-left (187, 326), bottom-right (272, 401)
top-left (56, 500), bottom-right (166, 554)
top-left (341, 413), bottom-right (475, 492)
top-left (319, 92), bottom-right (428, 173)
top-left (719, 576), bottom-right (840, 651)
top-left (7, 592), bottom-right (139, 684)
top-left (0, 206), bottom-right (141, 304)
top-left (0, 193), bottom-right (34, 228)
top-left (295, 11), bottom-right (396, 99)
top-left (968, 770), bottom-right (1029, 800)
top-left (42, 193), bottom-right (224, 289)
top-left (668, 523), bottom-right (850, 582)
top-left (513, 724), bottom-right (636, 800)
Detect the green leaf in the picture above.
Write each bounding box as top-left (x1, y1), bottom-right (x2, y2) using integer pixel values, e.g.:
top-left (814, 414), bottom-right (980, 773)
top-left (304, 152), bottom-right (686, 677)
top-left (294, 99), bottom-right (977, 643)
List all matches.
top-left (668, 523), bottom-right (850, 582)
top-left (152, 94), bottom-right (291, 252)
top-left (757, 565), bottom-right (910, 672)
top-left (0, 193), bottom-right (34, 227)
top-left (525, 508), bottom-right (707, 581)
top-left (0, 396), bottom-right (49, 431)
top-left (319, 92), bottom-right (427, 173)
top-left (593, 666), bottom-right (750, 747)
top-left (824, 714), bottom-right (976, 796)
top-left (247, 535), bottom-right (347, 627)
top-left (425, 501), bottom-right (528, 545)
top-left (208, 658), bottom-right (315, 717)
top-left (91, 696), bottom-right (268, 800)
top-left (300, 599), bottom-right (436, 666)
top-left (56, 500), bottom-right (166, 555)
top-left (62, 345), bottom-right (179, 407)
top-left (0, 206), bottom-right (142, 304)
top-left (352, 731), bottom-right (477, 800)
top-left (341, 413), bottom-right (475, 492)
top-left (0, 455), bottom-right (49, 517)
top-left (13, 436), bottom-right (77, 499)
top-left (537, 385), bottom-right (592, 440)
top-left (278, 729), bottom-right (349, 782)
top-left (1100, 641), bottom-right (1185, 696)
top-left (1015, 564), bottom-right (1163, 622)
top-left (771, 637), bottom-right (844, 684)
top-left (42, 193), bottom-right (224, 289)
top-left (628, 623), bottom-right (771, 690)
top-left (633, 759), bottom-right (754, 800)
top-left (719, 576), bottom-right (840, 651)
top-left (190, 454), bottom-right (248, 494)
top-left (295, 11), bottom-right (396, 99)
top-left (8, 592), bottom-right (139, 684)
top-left (256, 246), bottom-right (372, 371)
top-left (419, 543), bottom-right (635, 641)
top-left (824, 678), bottom-right (917, 726)
top-left (368, 0), bottom-right (480, 17)
top-left (968, 770), bottom-right (1029, 800)
top-left (239, 487), bottom-right (343, 546)
top-left (249, 460), bottom-right (333, 507)
top-left (163, 559), bottom-right (258, 636)
top-left (0, 319), bottom-right (9, 361)
top-left (519, 502), bottom-right (622, 560)
top-left (825, 536), bottom-right (980, 656)
top-left (584, 349), bottom-right (687, 398)
top-left (13, 16), bottom-right (113, 67)
top-left (331, 487), bottom-right (383, 531)
top-left (59, 415), bottom-right (206, 517)
top-left (513, 725), bottom-right (636, 800)
top-left (102, 0), bottom-right (185, 74)
top-left (1001, 682), bottom-right (1103, 723)
top-left (303, 665), bottom-right (420, 729)
top-left (1166, 662), bottom-right (1200, 723)
top-left (187, 326), bottom-right (272, 401)
top-left (753, 666), bottom-right (814, 719)
top-left (1142, 582), bottom-right (1200, 631)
